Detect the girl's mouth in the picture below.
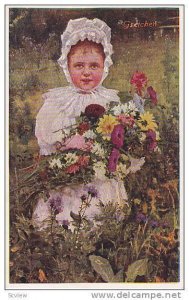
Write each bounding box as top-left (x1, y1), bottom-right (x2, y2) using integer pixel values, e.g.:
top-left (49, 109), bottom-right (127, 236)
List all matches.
top-left (81, 79), bottom-right (92, 84)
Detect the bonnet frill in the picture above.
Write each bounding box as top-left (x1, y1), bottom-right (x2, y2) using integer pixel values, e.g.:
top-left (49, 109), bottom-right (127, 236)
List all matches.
top-left (35, 18), bottom-right (120, 155)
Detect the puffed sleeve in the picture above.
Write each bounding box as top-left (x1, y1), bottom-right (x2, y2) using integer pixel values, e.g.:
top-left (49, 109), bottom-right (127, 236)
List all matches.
top-left (35, 87), bottom-right (76, 155)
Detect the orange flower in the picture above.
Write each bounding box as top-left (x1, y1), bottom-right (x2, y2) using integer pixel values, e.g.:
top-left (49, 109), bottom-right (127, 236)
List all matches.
top-left (155, 276), bottom-right (165, 283)
top-left (38, 269), bottom-right (47, 282)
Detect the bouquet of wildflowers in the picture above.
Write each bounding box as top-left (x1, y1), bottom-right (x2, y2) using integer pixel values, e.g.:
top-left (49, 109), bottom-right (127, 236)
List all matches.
top-left (19, 72), bottom-right (160, 191)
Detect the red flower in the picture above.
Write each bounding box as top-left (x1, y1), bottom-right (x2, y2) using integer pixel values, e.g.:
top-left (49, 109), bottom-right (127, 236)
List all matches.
top-left (111, 124), bottom-right (125, 148)
top-left (130, 71), bottom-right (148, 95)
top-left (147, 86), bottom-right (158, 105)
top-left (85, 104), bottom-right (105, 119)
top-left (77, 155), bottom-right (90, 167)
top-left (107, 148), bottom-right (120, 172)
top-left (65, 164), bottom-right (80, 174)
top-left (77, 122), bottom-right (90, 135)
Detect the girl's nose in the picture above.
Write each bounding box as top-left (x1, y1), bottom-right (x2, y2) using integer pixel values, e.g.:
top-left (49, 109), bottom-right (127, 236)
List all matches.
top-left (83, 66), bottom-right (91, 77)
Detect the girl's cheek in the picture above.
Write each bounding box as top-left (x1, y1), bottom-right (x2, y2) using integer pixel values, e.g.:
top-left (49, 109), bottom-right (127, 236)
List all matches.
top-left (70, 71), bottom-right (81, 81)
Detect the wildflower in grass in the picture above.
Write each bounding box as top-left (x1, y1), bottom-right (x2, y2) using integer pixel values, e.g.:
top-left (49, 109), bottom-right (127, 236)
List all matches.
top-left (130, 71), bottom-right (148, 95)
top-left (84, 185), bottom-right (98, 198)
top-left (48, 195), bottom-right (64, 215)
top-left (136, 213), bottom-right (148, 224)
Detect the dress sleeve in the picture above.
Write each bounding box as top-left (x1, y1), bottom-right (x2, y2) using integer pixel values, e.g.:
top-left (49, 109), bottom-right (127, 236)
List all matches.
top-left (35, 100), bottom-right (62, 155)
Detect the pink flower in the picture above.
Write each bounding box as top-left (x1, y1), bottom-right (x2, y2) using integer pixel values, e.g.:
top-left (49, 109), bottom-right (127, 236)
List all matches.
top-left (111, 124), bottom-right (125, 148)
top-left (146, 129), bottom-right (157, 151)
top-left (147, 86), bottom-right (158, 105)
top-left (117, 114), bottom-right (135, 127)
top-left (107, 148), bottom-right (120, 172)
top-left (130, 71), bottom-right (148, 95)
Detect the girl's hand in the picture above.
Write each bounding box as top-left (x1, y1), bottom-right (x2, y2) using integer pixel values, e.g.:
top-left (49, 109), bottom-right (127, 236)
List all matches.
top-left (60, 134), bottom-right (93, 151)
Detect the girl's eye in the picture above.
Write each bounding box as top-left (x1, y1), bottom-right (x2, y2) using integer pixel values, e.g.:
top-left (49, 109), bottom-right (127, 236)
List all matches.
top-left (90, 64), bottom-right (99, 70)
top-left (74, 64), bottom-right (84, 69)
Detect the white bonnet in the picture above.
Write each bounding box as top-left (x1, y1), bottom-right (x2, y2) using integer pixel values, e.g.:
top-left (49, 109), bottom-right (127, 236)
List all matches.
top-left (58, 17), bottom-right (114, 86)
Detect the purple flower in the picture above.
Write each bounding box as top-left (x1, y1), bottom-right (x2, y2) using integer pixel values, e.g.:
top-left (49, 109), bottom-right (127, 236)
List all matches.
top-left (149, 219), bottom-right (159, 228)
top-left (111, 124), bottom-right (125, 148)
top-left (146, 129), bottom-right (157, 151)
top-left (147, 86), bottom-right (158, 105)
top-left (81, 194), bottom-right (87, 201)
top-left (107, 148), bottom-right (120, 172)
top-left (48, 195), bottom-right (64, 215)
top-left (160, 221), bottom-right (170, 229)
top-left (136, 213), bottom-right (148, 224)
top-left (84, 185), bottom-right (98, 198)
top-left (62, 219), bottom-right (69, 226)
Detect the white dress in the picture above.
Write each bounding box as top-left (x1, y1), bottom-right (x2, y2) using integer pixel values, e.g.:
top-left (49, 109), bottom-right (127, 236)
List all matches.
top-left (33, 85), bottom-right (128, 229)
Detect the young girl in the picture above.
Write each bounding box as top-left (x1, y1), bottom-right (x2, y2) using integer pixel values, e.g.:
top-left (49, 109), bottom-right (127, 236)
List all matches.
top-left (33, 17), bottom-right (128, 228)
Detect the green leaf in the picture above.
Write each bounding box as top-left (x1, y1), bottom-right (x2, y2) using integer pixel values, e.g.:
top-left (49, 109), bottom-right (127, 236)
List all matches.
top-left (89, 255), bottom-right (114, 282)
top-left (126, 258), bottom-right (148, 282)
top-left (70, 211), bottom-right (81, 222)
top-left (113, 269), bottom-right (124, 282)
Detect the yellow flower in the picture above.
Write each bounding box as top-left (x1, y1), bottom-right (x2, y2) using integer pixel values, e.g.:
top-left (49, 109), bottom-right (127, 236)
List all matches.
top-left (138, 112), bottom-right (158, 131)
top-left (96, 115), bottom-right (118, 140)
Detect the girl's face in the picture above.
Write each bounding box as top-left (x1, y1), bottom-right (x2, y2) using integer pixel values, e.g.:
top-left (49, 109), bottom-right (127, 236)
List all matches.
top-left (68, 42), bottom-right (105, 91)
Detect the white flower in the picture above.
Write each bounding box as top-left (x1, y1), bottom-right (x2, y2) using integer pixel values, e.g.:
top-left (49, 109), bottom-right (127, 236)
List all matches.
top-left (139, 132), bottom-right (146, 142)
top-left (91, 142), bottom-right (105, 157)
top-left (155, 131), bottom-right (160, 141)
top-left (49, 158), bottom-right (62, 169)
top-left (112, 104), bottom-right (123, 116)
top-left (93, 161), bottom-right (106, 180)
top-left (83, 130), bottom-right (97, 139)
top-left (116, 162), bottom-right (128, 180)
top-left (63, 128), bottom-right (71, 136)
top-left (112, 102), bottom-right (138, 116)
top-left (64, 153), bottom-right (78, 166)
top-left (128, 156), bottom-right (145, 174)
top-left (128, 100), bottom-right (139, 112)
top-left (121, 103), bottom-right (130, 114)
top-left (154, 146), bottom-right (161, 153)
